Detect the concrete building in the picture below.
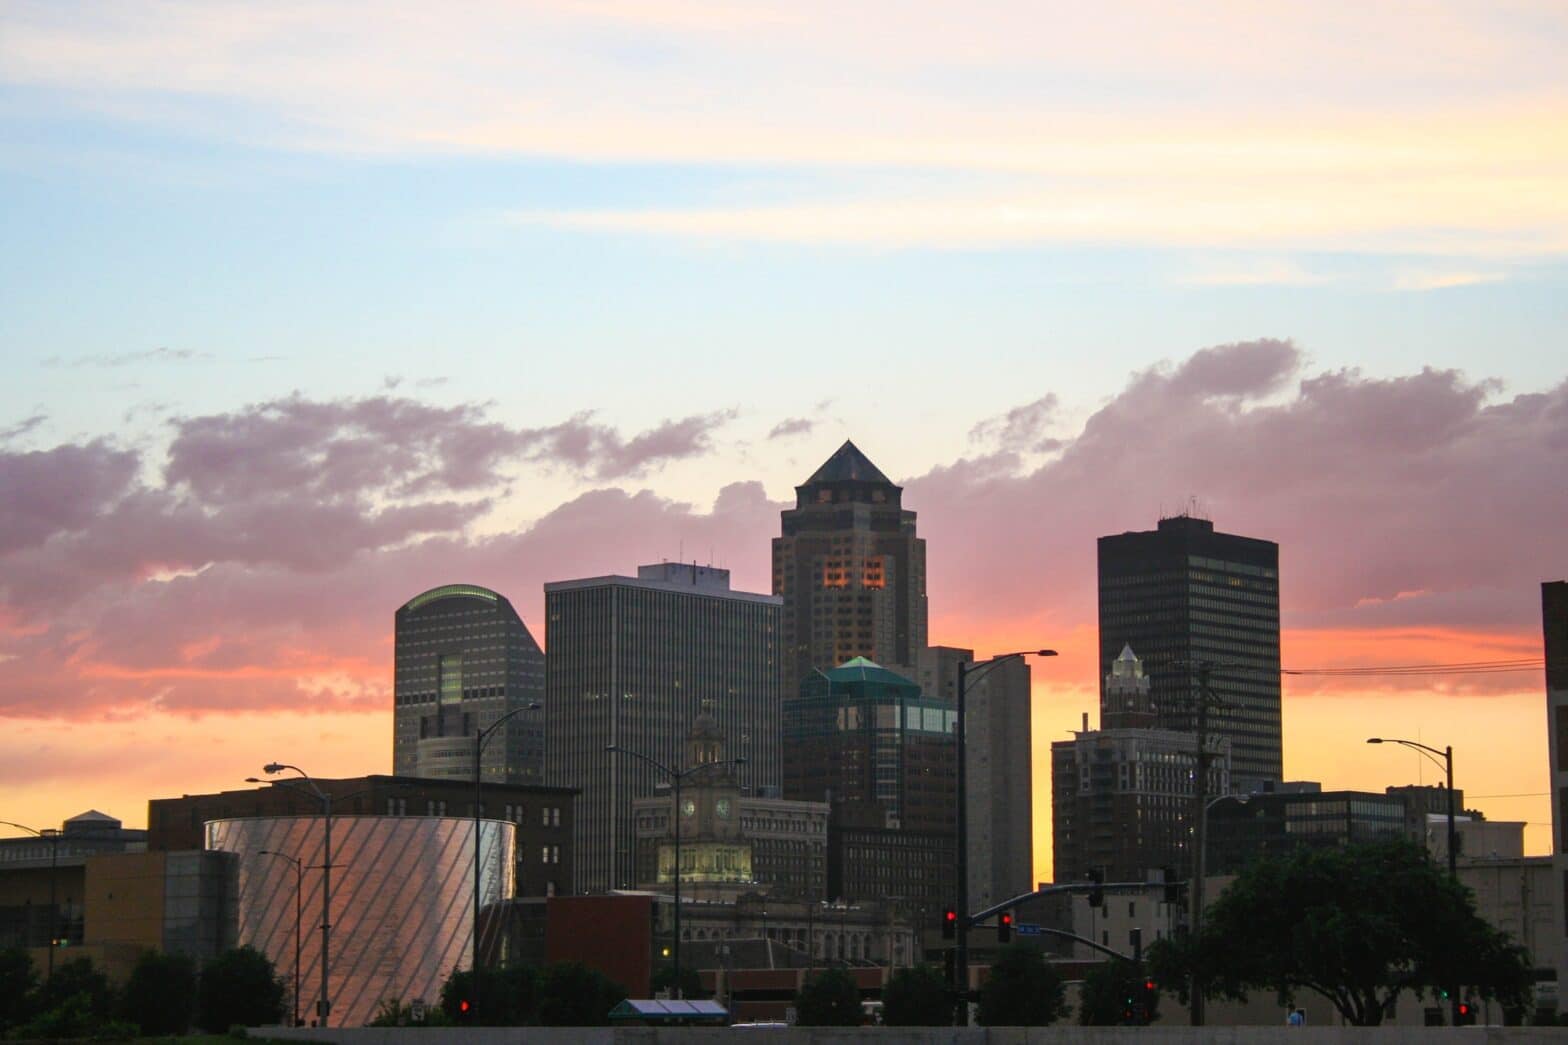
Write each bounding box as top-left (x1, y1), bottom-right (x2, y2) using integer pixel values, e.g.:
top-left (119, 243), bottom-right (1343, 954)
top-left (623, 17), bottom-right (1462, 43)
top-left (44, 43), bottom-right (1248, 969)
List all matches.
top-left (632, 716), bottom-right (829, 900)
top-left (544, 563), bottom-right (781, 893)
top-left (392, 583), bottom-right (545, 784)
top-left (1098, 515), bottom-right (1282, 792)
top-left (0, 843), bottom-right (236, 985)
top-left (773, 441), bottom-right (928, 690)
top-left (1543, 579), bottom-right (1568, 1011)
top-left (1052, 646), bottom-right (1230, 886)
top-left (920, 644), bottom-right (1035, 911)
top-left (209, 816), bottom-right (513, 1028)
top-left (149, 775), bottom-right (574, 898)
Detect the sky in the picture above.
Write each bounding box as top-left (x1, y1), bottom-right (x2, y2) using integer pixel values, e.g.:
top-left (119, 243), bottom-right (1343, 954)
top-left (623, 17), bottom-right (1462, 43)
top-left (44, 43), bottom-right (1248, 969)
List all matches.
top-left (1, 1), bottom-right (1565, 877)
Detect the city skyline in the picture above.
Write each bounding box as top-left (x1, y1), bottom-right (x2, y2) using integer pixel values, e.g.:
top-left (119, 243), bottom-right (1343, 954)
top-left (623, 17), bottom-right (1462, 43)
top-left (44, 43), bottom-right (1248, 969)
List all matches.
top-left (2, 2), bottom-right (1564, 880)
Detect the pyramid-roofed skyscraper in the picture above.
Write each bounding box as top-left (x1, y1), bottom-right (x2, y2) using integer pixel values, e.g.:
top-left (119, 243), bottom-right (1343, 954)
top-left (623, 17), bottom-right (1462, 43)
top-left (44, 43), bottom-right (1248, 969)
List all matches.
top-left (772, 441), bottom-right (928, 690)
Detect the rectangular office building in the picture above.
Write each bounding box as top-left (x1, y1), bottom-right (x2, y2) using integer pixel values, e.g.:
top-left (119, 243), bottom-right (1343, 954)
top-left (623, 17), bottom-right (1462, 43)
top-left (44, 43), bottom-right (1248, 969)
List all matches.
top-left (1098, 515), bottom-right (1282, 791)
top-left (544, 564), bottom-right (781, 893)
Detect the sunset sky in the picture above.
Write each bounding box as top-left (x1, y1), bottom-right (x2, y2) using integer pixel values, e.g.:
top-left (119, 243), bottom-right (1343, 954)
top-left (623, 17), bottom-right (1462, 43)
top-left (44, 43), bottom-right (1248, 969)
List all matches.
top-left (2, 1), bottom-right (1565, 876)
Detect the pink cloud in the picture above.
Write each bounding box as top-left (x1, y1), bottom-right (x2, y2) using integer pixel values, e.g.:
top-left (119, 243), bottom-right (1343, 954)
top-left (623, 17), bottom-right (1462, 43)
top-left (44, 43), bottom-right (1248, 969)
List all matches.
top-left (1, 344), bottom-right (1562, 725)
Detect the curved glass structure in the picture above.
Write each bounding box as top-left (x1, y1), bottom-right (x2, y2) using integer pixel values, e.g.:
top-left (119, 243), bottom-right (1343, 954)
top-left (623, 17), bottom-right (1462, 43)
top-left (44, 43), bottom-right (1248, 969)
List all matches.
top-left (207, 816), bottom-right (514, 1027)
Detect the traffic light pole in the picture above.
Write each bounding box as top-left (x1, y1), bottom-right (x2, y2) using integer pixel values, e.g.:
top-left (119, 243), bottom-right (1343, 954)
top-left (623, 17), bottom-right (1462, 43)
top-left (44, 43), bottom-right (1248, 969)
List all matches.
top-left (1189, 662), bottom-right (1213, 1027)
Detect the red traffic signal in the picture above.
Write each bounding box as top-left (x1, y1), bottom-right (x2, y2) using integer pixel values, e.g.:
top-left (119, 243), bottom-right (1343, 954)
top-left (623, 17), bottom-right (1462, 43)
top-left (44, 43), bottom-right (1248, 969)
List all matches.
top-left (998, 911), bottom-right (1014, 943)
top-left (1144, 979), bottom-right (1156, 992)
top-left (942, 908), bottom-right (957, 939)
top-left (459, 1000), bottom-right (470, 1013)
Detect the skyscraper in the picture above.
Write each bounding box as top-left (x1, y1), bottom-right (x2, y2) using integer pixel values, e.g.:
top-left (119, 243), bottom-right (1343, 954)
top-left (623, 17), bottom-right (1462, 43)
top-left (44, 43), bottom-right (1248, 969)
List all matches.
top-left (544, 563), bottom-right (781, 894)
top-left (773, 441), bottom-right (927, 690)
top-left (1542, 580), bottom-right (1568, 1002)
top-left (1052, 646), bottom-right (1230, 885)
top-left (921, 645), bottom-right (1035, 911)
top-left (783, 657), bottom-right (956, 916)
top-left (1097, 515), bottom-right (1282, 791)
top-left (393, 583), bottom-right (545, 784)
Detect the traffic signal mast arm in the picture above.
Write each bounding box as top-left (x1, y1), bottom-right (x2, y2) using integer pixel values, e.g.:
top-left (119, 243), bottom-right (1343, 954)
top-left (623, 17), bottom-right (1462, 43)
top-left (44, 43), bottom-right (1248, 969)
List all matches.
top-left (966, 878), bottom-right (1151, 928)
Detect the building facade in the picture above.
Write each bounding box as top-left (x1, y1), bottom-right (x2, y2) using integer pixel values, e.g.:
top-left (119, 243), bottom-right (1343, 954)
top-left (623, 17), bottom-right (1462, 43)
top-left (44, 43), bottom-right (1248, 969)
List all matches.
top-left (632, 716), bottom-right (829, 900)
top-left (544, 563), bottom-right (781, 893)
top-left (1052, 647), bottom-right (1230, 886)
top-left (783, 657), bottom-right (956, 918)
top-left (1543, 580), bottom-right (1568, 1009)
top-left (1205, 786), bottom-right (1408, 875)
top-left (920, 645), bottom-right (1035, 911)
top-left (1098, 515), bottom-right (1282, 792)
top-left (773, 442), bottom-right (928, 691)
top-left (208, 816), bottom-right (513, 1028)
top-left (149, 775), bottom-right (574, 898)
top-left (392, 583), bottom-right (546, 785)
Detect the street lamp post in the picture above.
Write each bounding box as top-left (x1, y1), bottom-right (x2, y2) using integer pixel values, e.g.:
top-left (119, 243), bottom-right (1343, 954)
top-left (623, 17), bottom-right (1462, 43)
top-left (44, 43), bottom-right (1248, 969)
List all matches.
top-left (606, 744), bottom-right (747, 999)
top-left (954, 648), bottom-right (1056, 1026)
top-left (256, 850), bottom-right (304, 1027)
top-left (471, 701), bottom-right (541, 1022)
top-left (0, 822), bottom-right (59, 983)
top-left (258, 764), bottom-right (334, 1027)
top-left (1367, 736), bottom-right (1458, 1024)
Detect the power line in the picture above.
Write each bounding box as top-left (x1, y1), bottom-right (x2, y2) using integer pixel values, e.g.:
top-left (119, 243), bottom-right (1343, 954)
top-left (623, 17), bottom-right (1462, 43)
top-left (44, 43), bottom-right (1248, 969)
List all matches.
top-left (1282, 658), bottom-right (1543, 677)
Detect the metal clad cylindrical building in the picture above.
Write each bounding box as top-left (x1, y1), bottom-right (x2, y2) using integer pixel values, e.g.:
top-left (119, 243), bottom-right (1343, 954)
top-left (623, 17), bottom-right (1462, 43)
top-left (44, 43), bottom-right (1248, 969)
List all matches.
top-left (207, 816), bottom-right (514, 1028)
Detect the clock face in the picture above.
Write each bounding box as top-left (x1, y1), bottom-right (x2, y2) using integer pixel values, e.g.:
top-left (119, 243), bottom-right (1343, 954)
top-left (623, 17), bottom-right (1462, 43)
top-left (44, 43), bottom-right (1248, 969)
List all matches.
top-left (680, 798), bottom-right (696, 817)
top-left (716, 798), bottom-right (731, 819)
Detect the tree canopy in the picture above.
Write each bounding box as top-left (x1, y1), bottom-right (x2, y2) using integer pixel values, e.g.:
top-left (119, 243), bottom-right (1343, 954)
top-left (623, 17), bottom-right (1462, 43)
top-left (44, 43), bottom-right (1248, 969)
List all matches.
top-left (793, 967), bottom-right (862, 1026)
top-left (122, 949), bottom-right (197, 1035)
top-left (880, 964), bottom-right (951, 1026)
top-left (441, 961), bottom-right (626, 1026)
top-left (1148, 839), bottom-right (1533, 1026)
top-left (976, 943), bottom-right (1068, 1026)
top-left (1078, 958), bottom-right (1160, 1026)
top-left (196, 946), bottom-right (285, 1032)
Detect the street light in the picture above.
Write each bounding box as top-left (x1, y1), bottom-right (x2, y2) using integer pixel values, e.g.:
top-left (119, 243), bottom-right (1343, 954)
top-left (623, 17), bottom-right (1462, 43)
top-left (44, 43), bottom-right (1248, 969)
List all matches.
top-left (0, 821), bottom-right (60, 983)
top-left (256, 850), bottom-right (304, 1027)
top-left (471, 701), bottom-right (541, 1022)
top-left (954, 648), bottom-right (1057, 1026)
top-left (606, 744), bottom-right (747, 999)
top-left (1367, 736), bottom-right (1459, 1025)
top-left (256, 764), bottom-right (335, 1027)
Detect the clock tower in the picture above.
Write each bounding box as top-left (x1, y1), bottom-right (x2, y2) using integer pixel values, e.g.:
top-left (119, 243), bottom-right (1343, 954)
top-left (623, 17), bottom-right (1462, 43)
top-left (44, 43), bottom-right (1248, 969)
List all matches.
top-left (659, 713), bottom-right (751, 895)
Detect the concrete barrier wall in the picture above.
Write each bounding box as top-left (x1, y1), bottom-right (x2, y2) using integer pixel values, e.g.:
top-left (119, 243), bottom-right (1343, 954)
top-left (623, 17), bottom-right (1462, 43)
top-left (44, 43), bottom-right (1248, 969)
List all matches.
top-left (256, 1026), bottom-right (1567, 1044)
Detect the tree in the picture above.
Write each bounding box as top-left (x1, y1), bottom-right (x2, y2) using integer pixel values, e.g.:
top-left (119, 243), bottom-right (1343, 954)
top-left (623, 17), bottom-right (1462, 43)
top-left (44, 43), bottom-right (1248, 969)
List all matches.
top-left (880, 964), bottom-right (951, 1026)
top-left (0, 948), bottom-right (38, 1033)
top-left (976, 944), bottom-right (1067, 1026)
top-left (440, 965), bottom-right (538, 1026)
top-left (1153, 839), bottom-right (1533, 1026)
top-left (651, 962), bottom-right (708, 1001)
top-left (1078, 958), bottom-right (1159, 1026)
top-left (534, 961), bottom-right (626, 1026)
top-left (793, 967), bottom-right (862, 1026)
top-left (197, 946), bottom-right (285, 1032)
top-left (38, 956), bottom-right (115, 1021)
top-left (121, 949), bottom-right (197, 1034)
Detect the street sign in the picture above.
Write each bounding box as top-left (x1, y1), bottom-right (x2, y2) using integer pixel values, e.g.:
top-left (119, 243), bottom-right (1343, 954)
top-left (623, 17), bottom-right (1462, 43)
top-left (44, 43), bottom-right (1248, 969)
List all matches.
top-left (1015, 923), bottom-right (1042, 936)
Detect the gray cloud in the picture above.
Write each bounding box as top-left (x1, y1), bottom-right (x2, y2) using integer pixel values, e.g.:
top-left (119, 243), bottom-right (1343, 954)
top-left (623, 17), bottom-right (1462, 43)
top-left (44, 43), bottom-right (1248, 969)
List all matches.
top-left (768, 417), bottom-right (815, 440)
top-left (43, 346), bottom-right (214, 368)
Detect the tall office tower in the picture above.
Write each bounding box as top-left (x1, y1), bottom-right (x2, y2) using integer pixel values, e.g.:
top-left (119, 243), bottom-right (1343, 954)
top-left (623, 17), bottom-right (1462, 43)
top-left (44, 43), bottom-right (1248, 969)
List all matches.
top-left (1051, 646), bottom-right (1231, 885)
top-left (920, 645), bottom-right (1035, 911)
top-left (1098, 515), bottom-right (1282, 792)
top-left (393, 584), bottom-right (545, 784)
top-left (1543, 580), bottom-right (1568, 1002)
top-left (783, 657), bottom-right (956, 916)
top-left (773, 441), bottom-right (928, 690)
top-left (544, 563), bottom-right (781, 894)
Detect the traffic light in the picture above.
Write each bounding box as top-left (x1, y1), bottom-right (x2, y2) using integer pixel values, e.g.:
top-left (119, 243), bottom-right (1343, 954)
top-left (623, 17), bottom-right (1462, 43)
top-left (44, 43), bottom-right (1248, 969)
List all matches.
top-left (1456, 1001), bottom-right (1474, 1025)
top-left (941, 907), bottom-right (957, 939)
top-left (997, 911), bottom-right (1013, 943)
top-left (1140, 979), bottom-right (1158, 1025)
top-left (1087, 869), bottom-right (1104, 908)
top-left (943, 948), bottom-right (957, 982)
